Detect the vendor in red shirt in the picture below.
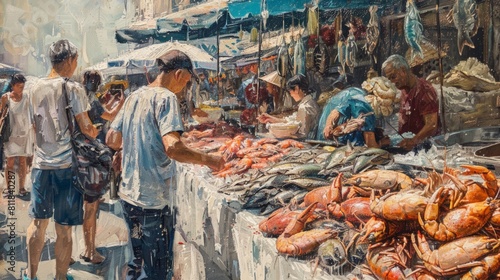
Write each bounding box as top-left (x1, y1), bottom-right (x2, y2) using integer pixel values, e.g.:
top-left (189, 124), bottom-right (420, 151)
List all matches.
top-left (382, 54), bottom-right (440, 151)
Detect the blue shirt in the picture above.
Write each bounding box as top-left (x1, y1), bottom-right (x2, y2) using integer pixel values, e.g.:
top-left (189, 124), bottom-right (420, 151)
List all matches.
top-left (111, 86), bottom-right (184, 209)
top-left (316, 87), bottom-right (376, 146)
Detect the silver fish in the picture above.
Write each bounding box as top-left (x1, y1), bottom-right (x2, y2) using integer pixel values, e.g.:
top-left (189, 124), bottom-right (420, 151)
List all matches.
top-left (293, 35), bottom-right (306, 76)
top-left (404, 0), bottom-right (425, 62)
top-left (447, 0), bottom-right (478, 55)
top-left (364, 5), bottom-right (380, 63)
top-left (323, 145), bottom-right (350, 170)
top-left (241, 188), bottom-right (279, 209)
top-left (277, 37), bottom-right (290, 78)
top-left (345, 31), bottom-right (357, 73)
top-left (335, 30), bottom-right (346, 75)
top-left (283, 177), bottom-right (330, 190)
top-left (288, 35), bottom-right (295, 68)
top-left (265, 161), bottom-right (303, 174)
top-left (286, 163), bottom-right (323, 176)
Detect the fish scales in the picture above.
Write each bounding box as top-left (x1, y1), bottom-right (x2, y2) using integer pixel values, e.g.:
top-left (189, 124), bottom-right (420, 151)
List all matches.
top-left (293, 36), bottom-right (306, 76)
top-left (286, 164), bottom-right (323, 176)
top-left (404, 0), bottom-right (425, 62)
top-left (364, 5), bottom-right (380, 63)
top-left (283, 177), bottom-right (331, 191)
top-left (265, 162), bottom-right (304, 174)
top-left (450, 0), bottom-right (478, 55)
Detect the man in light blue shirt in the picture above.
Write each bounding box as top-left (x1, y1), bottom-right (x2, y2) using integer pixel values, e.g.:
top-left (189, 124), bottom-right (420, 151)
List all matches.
top-left (107, 50), bottom-right (224, 280)
top-left (317, 87), bottom-right (379, 147)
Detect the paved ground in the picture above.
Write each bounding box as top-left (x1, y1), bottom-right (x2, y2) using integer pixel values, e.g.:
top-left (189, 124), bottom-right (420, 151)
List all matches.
top-left (0, 170), bottom-right (131, 280)
top-left (0, 171), bottom-right (232, 280)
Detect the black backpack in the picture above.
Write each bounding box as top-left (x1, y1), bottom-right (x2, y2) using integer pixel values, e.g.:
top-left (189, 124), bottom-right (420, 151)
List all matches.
top-left (62, 79), bottom-right (113, 197)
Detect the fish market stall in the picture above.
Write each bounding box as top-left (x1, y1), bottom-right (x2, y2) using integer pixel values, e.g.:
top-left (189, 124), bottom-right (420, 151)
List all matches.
top-left (173, 162), bottom-right (343, 280)
top-left (107, 0), bottom-right (500, 278)
top-left (172, 123), bottom-right (500, 279)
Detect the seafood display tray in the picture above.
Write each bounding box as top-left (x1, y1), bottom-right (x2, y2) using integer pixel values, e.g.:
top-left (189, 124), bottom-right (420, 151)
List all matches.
top-left (473, 142), bottom-right (500, 176)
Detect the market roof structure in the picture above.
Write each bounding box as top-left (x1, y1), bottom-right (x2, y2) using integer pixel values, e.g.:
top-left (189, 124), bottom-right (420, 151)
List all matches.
top-left (0, 62), bottom-right (22, 78)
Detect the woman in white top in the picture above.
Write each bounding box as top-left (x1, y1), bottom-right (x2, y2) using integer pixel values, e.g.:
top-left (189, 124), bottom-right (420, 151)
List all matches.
top-left (1, 74), bottom-right (33, 197)
top-left (258, 74), bottom-right (320, 139)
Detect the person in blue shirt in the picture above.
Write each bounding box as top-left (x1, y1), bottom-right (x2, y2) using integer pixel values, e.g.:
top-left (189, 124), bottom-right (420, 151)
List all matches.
top-left (106, 50), bottom-right (224, 280)
top-left (317, 87), bottom-right (387, 147)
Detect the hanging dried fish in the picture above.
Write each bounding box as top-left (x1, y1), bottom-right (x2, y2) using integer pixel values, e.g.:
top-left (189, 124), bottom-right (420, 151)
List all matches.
top-left (345, 31), bottom-right (357, 73)
top-left (447, 0), bottom-right (478, 55)
top-left (404, 0), bottom-right (425, 63)
top-left (364, 5), bottom-right (380, 63)
top-left (294, 34), bottom-right (306, 76)
top-left (277, 38), bottom-right (290, 78)
top-left (288, 35), bottom-right (296, 70)
top-left (307, 5), bottom-right (319, 36)
top-left (335, 31), bottom-right (347, 75)
top-left (313, 39), bottom-right (329, 74)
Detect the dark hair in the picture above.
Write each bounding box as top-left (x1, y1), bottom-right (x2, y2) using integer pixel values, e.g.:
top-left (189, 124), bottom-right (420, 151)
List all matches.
top-left (286, 74), bottom-right (309, 93)
top-left (49, 39), bottom-right (78, 65)
top-left (83, 70), bottom-right (102, 93)
top-left (1, 74), bottom-right (26, 94)
top-left (10, 73), bottom-right (26, 85)
top-left (156, 50), bottom-right (199, 83)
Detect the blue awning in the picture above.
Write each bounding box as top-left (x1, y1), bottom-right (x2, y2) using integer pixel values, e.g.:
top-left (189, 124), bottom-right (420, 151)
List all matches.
top-left (227, 0), bottom-right (309, 18)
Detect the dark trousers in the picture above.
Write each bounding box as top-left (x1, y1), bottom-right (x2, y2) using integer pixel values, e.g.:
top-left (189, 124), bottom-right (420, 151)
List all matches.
top-left (121, 200), bottom-right (175, 280)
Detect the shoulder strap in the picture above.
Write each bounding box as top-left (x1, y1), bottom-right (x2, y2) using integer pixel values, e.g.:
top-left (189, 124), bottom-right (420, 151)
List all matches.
top-left (62, 78), bottom-right (75, 134)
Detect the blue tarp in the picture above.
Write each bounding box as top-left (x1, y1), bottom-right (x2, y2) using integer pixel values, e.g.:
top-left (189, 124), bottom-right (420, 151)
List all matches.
top-left (227, 0), bottom-right (309, 18)
top-left (227, 0), bottom-right (396, 19)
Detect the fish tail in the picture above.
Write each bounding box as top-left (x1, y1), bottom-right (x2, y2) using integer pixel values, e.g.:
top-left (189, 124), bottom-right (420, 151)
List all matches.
top-left (458, 30), bottom-right (475, 55)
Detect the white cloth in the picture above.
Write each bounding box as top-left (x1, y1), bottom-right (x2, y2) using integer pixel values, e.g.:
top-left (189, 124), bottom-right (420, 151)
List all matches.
top-left (29, 77), bottom-right (90, 169)
top-left (4, 93), bottom-right (33, 157)
top-left (295, 95), bottom-right (320, 139)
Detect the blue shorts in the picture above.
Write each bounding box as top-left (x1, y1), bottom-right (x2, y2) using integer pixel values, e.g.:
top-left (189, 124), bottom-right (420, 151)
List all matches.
top-left (29, 168), bottom-right (84, 225)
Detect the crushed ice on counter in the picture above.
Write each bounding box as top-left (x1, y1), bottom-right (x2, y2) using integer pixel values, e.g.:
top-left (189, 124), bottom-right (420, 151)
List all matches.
top-left (393, 142), bottom-right (473, 170)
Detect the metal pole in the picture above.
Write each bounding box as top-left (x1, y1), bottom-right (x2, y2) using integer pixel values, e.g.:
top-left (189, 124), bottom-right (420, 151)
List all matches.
top-left (436, 0), bottom-right (446, 133)
top-left (216, 7), bottom-right (220, 104)
top-left (488, 0), bottom-right (494, 69)
top-left (256, 0), bottom-right (264, 134)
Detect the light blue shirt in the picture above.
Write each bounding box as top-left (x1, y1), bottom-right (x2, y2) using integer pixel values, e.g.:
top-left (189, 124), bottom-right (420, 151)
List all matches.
top-left (111, 86), bottom-right (184, 209)
top-left (316, 87), bottom-right (376, 146)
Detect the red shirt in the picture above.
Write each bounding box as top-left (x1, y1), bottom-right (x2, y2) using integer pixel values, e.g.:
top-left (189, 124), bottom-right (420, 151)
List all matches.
top-left (398, 78), bottom-right (439, 135)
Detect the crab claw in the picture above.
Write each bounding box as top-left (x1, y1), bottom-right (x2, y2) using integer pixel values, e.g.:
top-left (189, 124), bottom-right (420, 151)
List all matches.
top-left (461, 165), bottom-right (496, 181)
top-left (282, 202), bottom-right (318, 238)
top-left (327, 173), bottom-right (343, 204)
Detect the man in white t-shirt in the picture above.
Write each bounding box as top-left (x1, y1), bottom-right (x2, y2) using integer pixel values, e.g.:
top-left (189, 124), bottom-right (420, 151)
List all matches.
top-left (25, 39), bottom-right (98, 280)
top-left (107, 50), bottom-right (224, 280)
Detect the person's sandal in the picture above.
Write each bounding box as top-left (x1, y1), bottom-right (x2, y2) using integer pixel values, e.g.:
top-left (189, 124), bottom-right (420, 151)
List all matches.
top-left (17, 189), bottom-right (29, 197)
top-left (79, 253), bottom-right (105, 264)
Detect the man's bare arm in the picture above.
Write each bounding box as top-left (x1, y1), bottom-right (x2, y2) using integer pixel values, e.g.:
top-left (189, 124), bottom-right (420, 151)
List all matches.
top-left (106, 128), bottom-right (123, 151)
top-left (162, 131), bottom-right (224, 171)
top-left (75, 111), bottom-right (99, 139)
top-left (414, 112), bottom-right (438, 144)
